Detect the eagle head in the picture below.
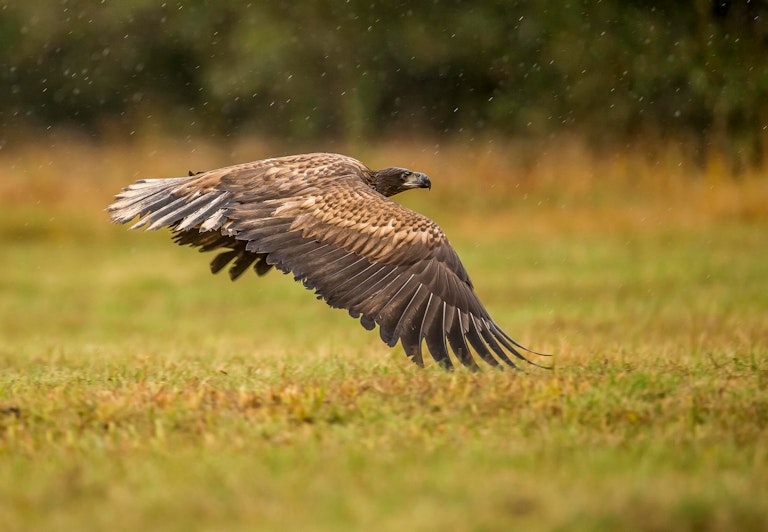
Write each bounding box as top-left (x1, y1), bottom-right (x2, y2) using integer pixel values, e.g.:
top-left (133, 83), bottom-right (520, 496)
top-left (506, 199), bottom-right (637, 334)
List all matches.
top-left (371, 167), bottom-right (431, 197)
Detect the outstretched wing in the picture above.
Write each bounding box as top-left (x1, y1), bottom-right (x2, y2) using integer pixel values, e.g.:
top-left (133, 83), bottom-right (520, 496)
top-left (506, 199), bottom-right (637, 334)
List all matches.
top-left (108, 153), bottom-right (542, 370)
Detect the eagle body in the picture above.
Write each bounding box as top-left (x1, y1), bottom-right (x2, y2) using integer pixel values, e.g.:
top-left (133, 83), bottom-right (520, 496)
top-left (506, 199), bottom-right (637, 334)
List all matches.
top-left (109, 153), bottom-right (543, 370)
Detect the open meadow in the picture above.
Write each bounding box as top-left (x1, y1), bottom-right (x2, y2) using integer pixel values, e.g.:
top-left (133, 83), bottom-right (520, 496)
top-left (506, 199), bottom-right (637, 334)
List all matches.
top-left (1, 134), bottom-right (767, 530)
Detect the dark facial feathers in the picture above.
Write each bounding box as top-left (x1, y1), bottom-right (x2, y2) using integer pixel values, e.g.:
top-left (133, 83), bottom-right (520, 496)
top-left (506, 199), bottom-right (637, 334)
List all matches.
top-left (372, 167), bottom-right (431, 197)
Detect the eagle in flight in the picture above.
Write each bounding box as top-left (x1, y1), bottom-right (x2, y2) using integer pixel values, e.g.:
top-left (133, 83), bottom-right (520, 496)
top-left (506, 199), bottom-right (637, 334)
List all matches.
top-left (109, 153), bottom-right (547, 370)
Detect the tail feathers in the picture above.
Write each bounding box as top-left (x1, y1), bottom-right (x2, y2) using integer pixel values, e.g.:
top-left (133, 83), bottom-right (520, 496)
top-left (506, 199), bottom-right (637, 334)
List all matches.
top-left (108, 178), bottom-right (185, 224)
top-left (108, 177), bottom-right (231, 233)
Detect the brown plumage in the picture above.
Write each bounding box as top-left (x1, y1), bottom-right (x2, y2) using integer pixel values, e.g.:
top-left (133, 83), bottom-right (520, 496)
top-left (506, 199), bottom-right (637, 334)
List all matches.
top-left (108, 153), bottom-right (547, 370)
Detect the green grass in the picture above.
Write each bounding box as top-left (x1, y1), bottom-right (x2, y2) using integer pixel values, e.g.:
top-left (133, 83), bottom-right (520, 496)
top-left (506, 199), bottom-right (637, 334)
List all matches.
top-left (1, 138), bottom-right (768, 530)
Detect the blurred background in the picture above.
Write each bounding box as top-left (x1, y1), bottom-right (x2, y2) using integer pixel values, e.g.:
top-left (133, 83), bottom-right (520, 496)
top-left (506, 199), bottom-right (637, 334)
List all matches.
top-left (3, 5), bottom-right (768, 529)
top-left (3, 0), bottom-right (767, 346)
top-left (2, 0), bottom-right (767, 331)
top-left (2, 0), bottom-right (767, 170)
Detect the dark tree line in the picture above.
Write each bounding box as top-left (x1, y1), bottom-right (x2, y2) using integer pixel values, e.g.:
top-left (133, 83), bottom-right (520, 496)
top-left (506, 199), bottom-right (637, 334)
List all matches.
top-left (2, 1), bottom-right (767, 166)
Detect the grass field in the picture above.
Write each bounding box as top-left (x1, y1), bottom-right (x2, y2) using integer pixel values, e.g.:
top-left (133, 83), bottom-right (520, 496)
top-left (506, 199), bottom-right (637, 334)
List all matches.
top-left (1, 134), bottom-right (767, 530)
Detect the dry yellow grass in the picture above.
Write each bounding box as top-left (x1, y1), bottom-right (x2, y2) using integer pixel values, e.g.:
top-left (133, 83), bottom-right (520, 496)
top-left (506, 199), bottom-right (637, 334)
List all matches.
top-left (2, 130), bottom-right (767, 228)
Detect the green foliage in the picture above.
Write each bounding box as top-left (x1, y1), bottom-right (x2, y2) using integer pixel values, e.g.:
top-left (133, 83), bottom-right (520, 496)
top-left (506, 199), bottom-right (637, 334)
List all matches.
top-left (2, 1), bottom-right (768, 166)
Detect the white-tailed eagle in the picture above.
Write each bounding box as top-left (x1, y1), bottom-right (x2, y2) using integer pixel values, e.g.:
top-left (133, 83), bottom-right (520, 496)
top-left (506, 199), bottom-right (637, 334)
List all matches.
top-left (108, 153), bottom-right (547, 370)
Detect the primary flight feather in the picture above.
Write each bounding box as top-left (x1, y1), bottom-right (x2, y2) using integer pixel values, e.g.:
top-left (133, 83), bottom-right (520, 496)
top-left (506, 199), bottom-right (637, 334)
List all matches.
top-left (108, 153), bottom-right (546, 370)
